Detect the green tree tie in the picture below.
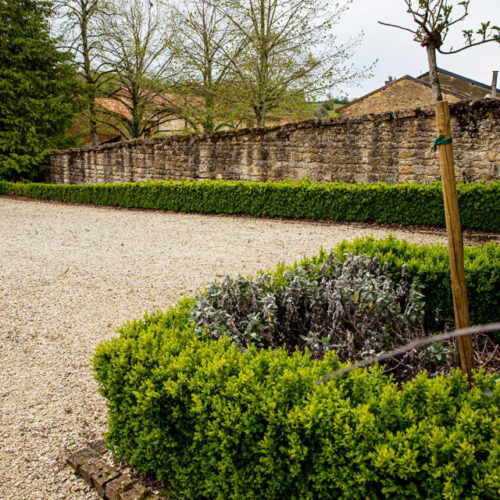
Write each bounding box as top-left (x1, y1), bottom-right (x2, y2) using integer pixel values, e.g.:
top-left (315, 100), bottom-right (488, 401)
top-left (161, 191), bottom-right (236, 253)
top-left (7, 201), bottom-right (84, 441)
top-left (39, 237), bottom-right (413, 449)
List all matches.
top-left (432, 134), bottom-right (453, 151)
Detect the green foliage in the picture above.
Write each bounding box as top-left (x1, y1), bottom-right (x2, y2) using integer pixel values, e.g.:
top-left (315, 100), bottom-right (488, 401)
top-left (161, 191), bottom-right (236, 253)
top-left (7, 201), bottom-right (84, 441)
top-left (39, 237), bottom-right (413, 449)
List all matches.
top-left (0, 179), bottom-right (499, 231)
top-left (214, 0), bottom-right (370, 127)
top-left (93, 299), bottom-right (500, 499)
top-left (306, 100), bottom-right (341, 118)
top-left (334, 96), bottom-right (350, 105)
top-left (0, 0), bottom-right (84, 181)
top-left (93, 238), bottom-right (500, 497)
top-left (192, 233), bottom-right (499, 341)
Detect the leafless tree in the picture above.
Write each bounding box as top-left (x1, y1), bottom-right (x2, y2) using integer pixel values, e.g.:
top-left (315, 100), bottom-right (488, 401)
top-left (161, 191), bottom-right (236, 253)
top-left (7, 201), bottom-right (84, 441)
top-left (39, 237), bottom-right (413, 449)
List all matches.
top-left (169, 0), bottom-right (247, 132)
top-left (379, 0), bottom-right (499, 381)
top-left (379, 0), bottom-right (499, 100)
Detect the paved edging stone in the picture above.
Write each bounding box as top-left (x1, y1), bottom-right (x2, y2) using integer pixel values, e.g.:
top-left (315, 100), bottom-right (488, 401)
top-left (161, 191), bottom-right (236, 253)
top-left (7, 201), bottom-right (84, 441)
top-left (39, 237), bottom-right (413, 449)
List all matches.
top-left (67, 440), bottom-right (165, 500)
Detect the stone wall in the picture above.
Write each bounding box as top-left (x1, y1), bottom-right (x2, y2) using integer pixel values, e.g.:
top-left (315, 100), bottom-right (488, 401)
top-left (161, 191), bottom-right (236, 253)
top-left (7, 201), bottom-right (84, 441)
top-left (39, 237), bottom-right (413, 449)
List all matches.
top-left (49, 99), bottom-right (500, 185)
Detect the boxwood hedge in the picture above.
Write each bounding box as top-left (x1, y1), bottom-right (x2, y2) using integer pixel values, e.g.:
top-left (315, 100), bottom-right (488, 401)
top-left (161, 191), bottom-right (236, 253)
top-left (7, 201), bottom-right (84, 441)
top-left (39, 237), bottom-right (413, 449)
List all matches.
top-left (94, 237), bottom-right (500, 499)
top-left (1, 179), bottom-right (498, 231)
top-left (94, 303), bottom-right (500, 499)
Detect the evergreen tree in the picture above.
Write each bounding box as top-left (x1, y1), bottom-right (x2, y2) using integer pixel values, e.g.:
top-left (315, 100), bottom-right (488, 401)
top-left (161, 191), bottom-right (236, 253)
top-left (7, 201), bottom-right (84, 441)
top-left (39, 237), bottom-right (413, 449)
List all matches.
top-left (0, 0), bottom-right (84, 181)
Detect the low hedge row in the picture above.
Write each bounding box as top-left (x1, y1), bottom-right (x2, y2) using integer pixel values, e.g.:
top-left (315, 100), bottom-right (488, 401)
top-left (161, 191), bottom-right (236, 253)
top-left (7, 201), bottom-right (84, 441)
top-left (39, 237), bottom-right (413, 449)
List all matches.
top-left (94, 302), bottom-right (500, 499)
top-left (1, 179), bottom-right (499, 231)
top-left (93, 237), bottom-right (500, 499)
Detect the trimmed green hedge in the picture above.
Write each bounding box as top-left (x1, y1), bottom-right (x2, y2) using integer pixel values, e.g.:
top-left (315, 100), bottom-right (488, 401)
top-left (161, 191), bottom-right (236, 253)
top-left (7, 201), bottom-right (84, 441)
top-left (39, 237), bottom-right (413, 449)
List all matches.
top-left (94, 237), bottom-right (500, 499)
top-left (1, 179), bottom-right (499, 231)
top-left (94, 302), bottom-right (500, 499)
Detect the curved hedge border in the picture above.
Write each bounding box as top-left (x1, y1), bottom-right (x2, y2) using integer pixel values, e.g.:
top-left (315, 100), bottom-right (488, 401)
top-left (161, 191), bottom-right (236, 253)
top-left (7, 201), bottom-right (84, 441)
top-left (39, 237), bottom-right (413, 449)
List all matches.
top-left (1, 179), bottom-right (499, 231)
top-left (94, 308), bottom-right (500, 500)
top-left (94, 238), bottom-right (500, 499)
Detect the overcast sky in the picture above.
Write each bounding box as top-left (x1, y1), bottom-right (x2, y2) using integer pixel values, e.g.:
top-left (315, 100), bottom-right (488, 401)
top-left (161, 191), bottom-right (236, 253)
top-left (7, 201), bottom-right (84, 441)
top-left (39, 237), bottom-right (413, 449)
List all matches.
top-left (333, 0), bottom-right (500, 99)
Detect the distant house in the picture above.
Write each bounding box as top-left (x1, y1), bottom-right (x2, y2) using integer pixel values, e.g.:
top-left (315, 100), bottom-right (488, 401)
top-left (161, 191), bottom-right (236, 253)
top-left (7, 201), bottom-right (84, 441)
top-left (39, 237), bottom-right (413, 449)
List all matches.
top-left (337, 68), bottom-right (499, 118)
top-left (70, 88), bottom-right (195, 145)
top-left (73, 87), bottom-right (293, 145)
top-left (95, 87), bottom-right (194, 138)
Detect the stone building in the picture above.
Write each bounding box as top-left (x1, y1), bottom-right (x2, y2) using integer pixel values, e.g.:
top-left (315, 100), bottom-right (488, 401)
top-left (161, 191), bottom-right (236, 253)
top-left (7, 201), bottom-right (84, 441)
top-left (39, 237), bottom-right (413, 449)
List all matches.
top-left (338, 68), bottom-right (499, 118)
top-left (95, 88), bottom-right (193, 139)
top-left (76, 87), bottom-right (294, 145)
top-left (70, 88), bottom-right (191, 145)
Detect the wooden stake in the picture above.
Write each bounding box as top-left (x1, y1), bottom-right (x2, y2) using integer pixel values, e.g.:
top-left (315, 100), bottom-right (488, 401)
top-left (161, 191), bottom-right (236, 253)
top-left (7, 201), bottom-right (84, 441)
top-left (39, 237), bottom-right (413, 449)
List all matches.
top-left (435, 100), bottom-right (474, 383)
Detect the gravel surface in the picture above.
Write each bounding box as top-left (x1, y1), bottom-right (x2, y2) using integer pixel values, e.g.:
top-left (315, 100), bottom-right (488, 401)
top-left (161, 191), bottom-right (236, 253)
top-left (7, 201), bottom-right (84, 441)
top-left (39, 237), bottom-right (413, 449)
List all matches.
top-left (0, 197), bottom-right (453, 499)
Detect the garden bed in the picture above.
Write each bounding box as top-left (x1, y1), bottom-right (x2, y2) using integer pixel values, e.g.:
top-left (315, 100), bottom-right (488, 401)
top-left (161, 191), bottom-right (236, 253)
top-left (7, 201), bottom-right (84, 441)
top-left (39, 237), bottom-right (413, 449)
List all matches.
top-left (94, 237), bottom-right (500, 499)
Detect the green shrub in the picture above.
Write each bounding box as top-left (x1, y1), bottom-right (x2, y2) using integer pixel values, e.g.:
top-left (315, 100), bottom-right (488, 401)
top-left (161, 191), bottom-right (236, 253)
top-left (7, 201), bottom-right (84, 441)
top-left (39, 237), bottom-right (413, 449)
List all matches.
top-left (1, 179), bottom-right (498, 231)
top-left (93, 237), bottom-right (500, 499)
top-left (191, 253), bottom-right (431, 381)
top-left (94, 301), bottom-right (500, 499)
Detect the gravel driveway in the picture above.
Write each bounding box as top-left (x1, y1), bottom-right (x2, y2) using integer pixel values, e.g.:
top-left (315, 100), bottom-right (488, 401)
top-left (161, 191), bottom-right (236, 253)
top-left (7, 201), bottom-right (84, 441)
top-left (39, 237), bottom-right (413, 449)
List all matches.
top-left (0, 197), bottom-right (451, 499)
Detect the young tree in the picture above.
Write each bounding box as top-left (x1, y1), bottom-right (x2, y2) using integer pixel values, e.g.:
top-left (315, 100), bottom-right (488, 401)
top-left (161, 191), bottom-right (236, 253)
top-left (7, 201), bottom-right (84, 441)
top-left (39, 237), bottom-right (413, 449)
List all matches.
top-left (97, 0), bottom-right (177, 139)
top-left (217, 0), bottom-right (371, 127)
top-left (53, 0), bottom-right (110, 146)
top-left (170, 0), bottom-right (247, 132)
top-left (380, 0), bottom-right (499, 382)
top-left (0, 0), bottom-right (84, 181)
top-left (380, 1), bottom-right (499, 101)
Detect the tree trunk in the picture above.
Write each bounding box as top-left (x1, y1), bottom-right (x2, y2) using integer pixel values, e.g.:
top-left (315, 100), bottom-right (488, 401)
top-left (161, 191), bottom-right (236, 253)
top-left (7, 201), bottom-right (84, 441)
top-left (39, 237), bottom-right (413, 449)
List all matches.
top-left (203, 66), bottom-right (215, 133)
top-left (257, 0), bottom-right (267, 129)
top-left (89, 90), bottom-right (99, 146)
top-left (426, 43), bottom-right (474, 384)
top-left (81, 13), bottom-right (99, 146)
top-left (258, 112), bottom-right (266, 128)
top-left (425, 44), bottom-right (443, 101)
top-left (435, 101), bottom-right (474, 384)
top-left (203, 110), bottom-right (215, 133)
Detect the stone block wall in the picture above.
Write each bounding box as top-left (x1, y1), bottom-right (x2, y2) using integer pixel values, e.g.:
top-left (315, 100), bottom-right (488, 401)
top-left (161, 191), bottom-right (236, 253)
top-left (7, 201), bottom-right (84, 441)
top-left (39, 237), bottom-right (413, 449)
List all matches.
top-left (49, 99), bottom-right (500, 185)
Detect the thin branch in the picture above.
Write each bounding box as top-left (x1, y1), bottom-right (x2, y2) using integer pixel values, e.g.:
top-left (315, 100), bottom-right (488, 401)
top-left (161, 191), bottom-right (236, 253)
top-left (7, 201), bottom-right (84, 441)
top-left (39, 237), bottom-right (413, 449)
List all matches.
top-left (378, 20), bottom-right (417, 35)
top-left (317, 322), bottom-right (500, 384)
top-left (439, 37), bottom-right (500, 54)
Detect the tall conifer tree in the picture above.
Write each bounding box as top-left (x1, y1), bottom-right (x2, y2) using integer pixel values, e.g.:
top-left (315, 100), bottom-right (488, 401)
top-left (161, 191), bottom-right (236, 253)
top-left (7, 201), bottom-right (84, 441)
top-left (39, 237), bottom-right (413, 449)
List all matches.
top-left (0, 0), bottom-right (83, 181)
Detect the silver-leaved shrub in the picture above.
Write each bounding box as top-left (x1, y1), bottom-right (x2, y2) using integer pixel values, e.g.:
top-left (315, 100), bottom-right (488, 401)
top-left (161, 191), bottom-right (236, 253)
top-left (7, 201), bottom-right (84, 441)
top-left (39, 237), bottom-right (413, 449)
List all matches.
top-left (191, 253), bottom-right (439, 380)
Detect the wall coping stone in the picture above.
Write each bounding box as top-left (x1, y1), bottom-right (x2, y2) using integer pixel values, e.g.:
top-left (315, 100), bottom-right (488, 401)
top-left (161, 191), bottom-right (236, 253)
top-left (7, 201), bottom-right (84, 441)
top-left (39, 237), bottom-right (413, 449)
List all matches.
top-left (51, 98), bottom-right (500, 156)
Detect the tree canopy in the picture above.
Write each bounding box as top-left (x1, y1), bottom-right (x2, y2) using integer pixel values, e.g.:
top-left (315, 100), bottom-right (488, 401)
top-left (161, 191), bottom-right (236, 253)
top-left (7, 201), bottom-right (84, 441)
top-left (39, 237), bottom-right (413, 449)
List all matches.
top-left (0, 0), bottom-right (84, 181)
top-left (216, 0), bottom-right (370, 127)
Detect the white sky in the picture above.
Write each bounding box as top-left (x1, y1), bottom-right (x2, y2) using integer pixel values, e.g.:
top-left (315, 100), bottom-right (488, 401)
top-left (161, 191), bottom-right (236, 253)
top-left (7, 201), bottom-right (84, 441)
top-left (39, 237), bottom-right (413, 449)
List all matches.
top-left (333, 0), bottom-right (500, 99)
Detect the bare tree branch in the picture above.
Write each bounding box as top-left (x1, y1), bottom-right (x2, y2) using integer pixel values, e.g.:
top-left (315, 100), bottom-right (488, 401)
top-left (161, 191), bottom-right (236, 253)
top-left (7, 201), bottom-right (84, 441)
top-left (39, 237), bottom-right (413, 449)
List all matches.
top-left (377, 21), bottom-right (417, 35)
top-left (52, 0), bottom-right (112, 145)
top-left (317, 322), bottom-right (500, 383)
top-left (95, 0), bottom-right (178, 139)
